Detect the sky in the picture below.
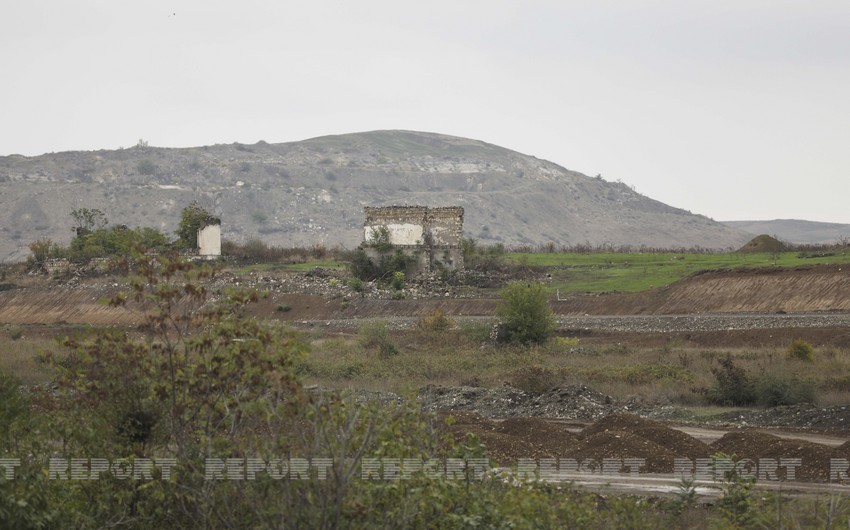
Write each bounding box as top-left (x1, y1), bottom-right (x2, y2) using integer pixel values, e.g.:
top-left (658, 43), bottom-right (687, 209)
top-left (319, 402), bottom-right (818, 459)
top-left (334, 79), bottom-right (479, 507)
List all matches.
top-left (2, 1), bottom-right (850, 223)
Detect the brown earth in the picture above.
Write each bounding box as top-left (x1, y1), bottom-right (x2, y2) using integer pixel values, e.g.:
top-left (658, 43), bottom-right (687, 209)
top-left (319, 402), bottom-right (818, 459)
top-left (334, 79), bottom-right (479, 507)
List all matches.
top-left (3, 264), bottom-right (850, 325)
top-left (440, 412), bottom-right (850, 482)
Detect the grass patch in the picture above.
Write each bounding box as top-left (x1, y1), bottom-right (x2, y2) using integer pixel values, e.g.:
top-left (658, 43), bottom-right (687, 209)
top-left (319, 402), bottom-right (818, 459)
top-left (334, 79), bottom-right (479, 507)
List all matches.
top-left (508, 250), bottom-right (850, 293)
top-left (0, 336), bottom-right (56, 385)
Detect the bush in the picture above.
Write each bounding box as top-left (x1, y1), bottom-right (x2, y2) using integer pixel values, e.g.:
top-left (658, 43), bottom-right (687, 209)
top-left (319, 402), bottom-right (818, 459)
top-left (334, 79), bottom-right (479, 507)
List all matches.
top-left (496, 282), bottom-right (555, 345)
top-left (28, 238), bottom-right (55, 267)
top-left (391, 271), bottom-right (405, 290)
top-left (8, 325), bottom-right (22, 341)
top-left (347, 277), bottom-right (365, 293)
top-left (348, 248), bottom-right (412, 283)
top-left (704, 355), bottom-right (756, 406)
top-left (787, 339), bottom-right (814, 361)
top-left (276, 304), bottom-right (292, 313)
top-left (136, 159), bottom-right (156, 175)
top-left (358, 321), bottom-right (400, 358)
top-left (417, 309), bottom-right (455, 332)
top-left (349, 249), bottom-right (378, 281)
top-left (508, 365), bottom-right (561, 394)
top-left (64, 226), bottom-right (168, 262)
top-left (755, 374), bottom-right (816, 406)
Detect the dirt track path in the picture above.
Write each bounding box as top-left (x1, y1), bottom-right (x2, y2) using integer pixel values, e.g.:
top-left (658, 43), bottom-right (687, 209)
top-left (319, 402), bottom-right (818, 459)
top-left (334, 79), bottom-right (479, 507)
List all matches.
top-left (672, 426), bottom-right (848, 447)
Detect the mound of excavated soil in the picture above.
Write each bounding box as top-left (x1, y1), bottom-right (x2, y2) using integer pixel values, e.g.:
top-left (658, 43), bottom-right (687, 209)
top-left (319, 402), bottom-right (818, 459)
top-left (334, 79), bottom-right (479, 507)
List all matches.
top-left (581, 413), bottom-right (711, 460)
top-left (711, 430), bottom-right (835, 482)
top-left (440, 412), bottom-right (846, 480)
top-left (569, 430), bottom-right (681, 473)
top-left (440, 412), bottom-right (578, 465)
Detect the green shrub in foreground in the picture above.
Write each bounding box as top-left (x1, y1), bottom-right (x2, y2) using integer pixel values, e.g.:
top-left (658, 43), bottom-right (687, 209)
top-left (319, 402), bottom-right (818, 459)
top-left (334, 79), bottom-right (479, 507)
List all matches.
top-left (496, 281), bottom-right (555, 345)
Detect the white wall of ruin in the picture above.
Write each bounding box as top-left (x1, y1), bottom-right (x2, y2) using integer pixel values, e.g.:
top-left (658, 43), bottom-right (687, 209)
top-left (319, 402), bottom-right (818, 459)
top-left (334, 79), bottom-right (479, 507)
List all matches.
top-left (364, 223), bottom-right (424, 246)
top-left (198, 224), bottom-right (221, 256)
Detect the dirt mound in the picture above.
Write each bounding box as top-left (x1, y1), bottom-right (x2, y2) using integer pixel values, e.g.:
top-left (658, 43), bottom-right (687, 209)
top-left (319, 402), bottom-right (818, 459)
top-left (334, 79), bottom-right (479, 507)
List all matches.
top-left (738, 234), bottom-right (787, 253)
top-left (581, 413), bottom-right (710, 460)
top-left (711, 430), bottom-right (835, 481)
top-left (439, 412), bottom-right (578, 465)
top-left (569, 431), bottom-right (681, 473)
top-left (435, 409), bottom-right (843, 480)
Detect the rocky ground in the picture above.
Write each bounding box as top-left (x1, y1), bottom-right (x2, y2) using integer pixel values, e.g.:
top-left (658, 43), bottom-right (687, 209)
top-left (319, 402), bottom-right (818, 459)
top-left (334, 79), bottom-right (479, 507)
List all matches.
top-left (6, 263), bottom-right (850, 487)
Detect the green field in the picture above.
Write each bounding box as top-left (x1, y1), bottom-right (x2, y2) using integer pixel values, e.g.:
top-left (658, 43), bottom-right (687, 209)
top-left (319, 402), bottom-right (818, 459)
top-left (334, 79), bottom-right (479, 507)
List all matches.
top-left (508, 250), bottom-right (850, 294)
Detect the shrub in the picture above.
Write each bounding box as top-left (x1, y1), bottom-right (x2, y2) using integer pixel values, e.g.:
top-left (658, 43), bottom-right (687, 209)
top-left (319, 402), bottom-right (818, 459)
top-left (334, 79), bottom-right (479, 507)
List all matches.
top-left (347, 277), bottom-right (364, 293)
top-left (417, 309), bottom-right (455, 332)
top-left (28, 238), bottom-right (55, 268)
top-left (8, 325), bottom-right (22, 341)
top-left (64, 226), bottom-right (168, 262)
top-left (704, 355), bottom-right (756, 406)
top-left (508, 365), bottom-right (560, 394)
top-left (787, 339), bottom-right (814, 361)
top-left (496, 282), bottom-right (555, 345)
top-left (276, 304), bottom-right (292, 313)
top-left (359, 321), bottom-right (399, 358)
top-left (349, 249), bottom-right (378, 281)
top-left (391, 271), bottom-right (405, 291)
top-left (136, 159), bottom-right (156, 175)
top-left (366, 226), bottom-right (393, 252)
top-left (755, 374), bottom-right (816, 406)
top-left (348, 248), bottom-right (411, 283)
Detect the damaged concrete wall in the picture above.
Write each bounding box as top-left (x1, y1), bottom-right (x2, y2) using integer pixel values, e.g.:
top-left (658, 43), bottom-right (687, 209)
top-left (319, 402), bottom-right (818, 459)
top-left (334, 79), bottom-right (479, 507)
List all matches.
top-left (362, 206), bottom-right (464, 276)
top-left (425, 207), bottom-right (464, 247)
top-left (198, 224), bottom-right (221, 256)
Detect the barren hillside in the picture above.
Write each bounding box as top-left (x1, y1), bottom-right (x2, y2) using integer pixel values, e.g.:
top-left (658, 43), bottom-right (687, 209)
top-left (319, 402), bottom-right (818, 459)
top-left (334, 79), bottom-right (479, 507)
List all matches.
top-left (0, 130), bottom-right (751, 262)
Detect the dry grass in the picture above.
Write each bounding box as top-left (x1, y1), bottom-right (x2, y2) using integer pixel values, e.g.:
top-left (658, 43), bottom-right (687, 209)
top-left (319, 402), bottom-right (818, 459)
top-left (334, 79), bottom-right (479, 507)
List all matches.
top-left (300, 322), bottom-right (850, 408)
top-left (0, 334), bottom-right (56, 385)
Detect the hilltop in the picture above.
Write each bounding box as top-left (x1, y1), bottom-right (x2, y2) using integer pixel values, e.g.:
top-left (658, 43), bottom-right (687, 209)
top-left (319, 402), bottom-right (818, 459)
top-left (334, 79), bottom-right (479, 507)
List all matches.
top-left (0, 130), bottom-right (751, 262)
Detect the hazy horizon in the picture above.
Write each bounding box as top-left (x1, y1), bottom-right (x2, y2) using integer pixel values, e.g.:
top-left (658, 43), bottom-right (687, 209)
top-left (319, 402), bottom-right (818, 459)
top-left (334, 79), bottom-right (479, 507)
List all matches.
top-left (3, 1), bottom-right (849, 224)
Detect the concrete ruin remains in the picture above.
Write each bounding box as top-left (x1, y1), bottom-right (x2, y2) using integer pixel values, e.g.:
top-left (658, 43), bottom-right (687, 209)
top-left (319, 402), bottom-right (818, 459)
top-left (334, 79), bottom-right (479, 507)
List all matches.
top-left (362, 206), bottom-right (464, 277)
top-left (197, 222), bottom-right (221, 257)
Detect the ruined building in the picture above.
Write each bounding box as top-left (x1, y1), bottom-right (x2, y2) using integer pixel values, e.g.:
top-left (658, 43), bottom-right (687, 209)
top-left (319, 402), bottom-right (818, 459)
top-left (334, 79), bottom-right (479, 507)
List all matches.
top-left (362, 206), bottom-right (464, 277)
top-left (197, 220), bottom-right (221, 257)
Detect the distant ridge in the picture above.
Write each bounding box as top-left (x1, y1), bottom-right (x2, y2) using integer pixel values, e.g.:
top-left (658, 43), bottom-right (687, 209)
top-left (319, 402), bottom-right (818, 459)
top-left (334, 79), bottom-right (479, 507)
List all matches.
top-left (723, 219), bottom-right (850, 245)
top-left (0, 130), bottom-right (752, 262)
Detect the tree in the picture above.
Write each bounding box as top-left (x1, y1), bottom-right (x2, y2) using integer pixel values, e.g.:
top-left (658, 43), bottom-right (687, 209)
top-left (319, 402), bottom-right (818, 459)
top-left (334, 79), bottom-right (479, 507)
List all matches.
top-left (496, 281), bottom-right (555, 345)
top-left (70, 208), bottom-right (108, 236)
top-left (42, 255), bottom-right (307, 527)
top-left (65, 225), bottom-right (168, 262)
top-left (175, 201), bottom-right (219, 249)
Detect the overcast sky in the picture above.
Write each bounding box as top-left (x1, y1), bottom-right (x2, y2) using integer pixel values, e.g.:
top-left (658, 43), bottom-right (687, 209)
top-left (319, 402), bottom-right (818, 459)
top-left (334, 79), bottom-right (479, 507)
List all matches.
top-left (3, 1), bottom-right (849, 223)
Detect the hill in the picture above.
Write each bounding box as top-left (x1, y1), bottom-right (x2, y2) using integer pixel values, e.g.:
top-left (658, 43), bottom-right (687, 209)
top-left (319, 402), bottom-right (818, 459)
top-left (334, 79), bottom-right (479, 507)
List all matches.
top-left (724, 219), bottom-right (850, 245)
top-left (0, 130), bottom-right (751, 262)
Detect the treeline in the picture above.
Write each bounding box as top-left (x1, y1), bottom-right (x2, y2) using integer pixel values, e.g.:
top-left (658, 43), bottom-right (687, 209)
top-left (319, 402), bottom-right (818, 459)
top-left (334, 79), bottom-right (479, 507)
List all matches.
top-left (28, 203), bottom-right (218, 268)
